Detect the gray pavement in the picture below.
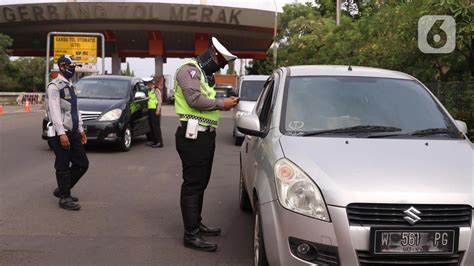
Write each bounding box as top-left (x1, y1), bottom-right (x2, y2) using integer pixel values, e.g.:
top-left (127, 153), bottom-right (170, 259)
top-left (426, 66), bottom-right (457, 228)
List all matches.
top-left (0, 107), bottom-right (252, 265)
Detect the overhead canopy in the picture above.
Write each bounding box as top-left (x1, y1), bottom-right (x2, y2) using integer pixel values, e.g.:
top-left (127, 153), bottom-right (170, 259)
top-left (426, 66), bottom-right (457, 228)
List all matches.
top-left (0, 1), bottom-right (280, 59)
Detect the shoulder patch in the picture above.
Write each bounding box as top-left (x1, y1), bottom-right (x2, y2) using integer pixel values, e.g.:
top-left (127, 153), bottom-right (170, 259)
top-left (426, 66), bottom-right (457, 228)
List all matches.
top-left (188, 70), bottom-right (198, 79)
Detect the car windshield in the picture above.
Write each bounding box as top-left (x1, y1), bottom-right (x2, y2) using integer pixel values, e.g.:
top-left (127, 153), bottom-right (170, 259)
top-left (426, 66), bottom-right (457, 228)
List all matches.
top-left (282, 76), bottom-right (458, 138)
top-left (75, 79), bottom-right (130, 99)
top-left (240, 80), bottom-right (266, 101)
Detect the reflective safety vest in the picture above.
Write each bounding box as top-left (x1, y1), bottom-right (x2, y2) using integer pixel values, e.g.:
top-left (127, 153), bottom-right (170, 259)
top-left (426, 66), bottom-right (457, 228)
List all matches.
top-left (174, 60), bottom-right (220, 128)
top-left (147, 88), bottom-right (158, 109)
top-left (47, 78), bottom-right (79, 132)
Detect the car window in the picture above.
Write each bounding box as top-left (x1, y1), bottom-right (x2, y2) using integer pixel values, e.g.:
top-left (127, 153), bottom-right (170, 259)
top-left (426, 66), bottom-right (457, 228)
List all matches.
top-left (282, 76), bottom-right (457, 136)
top-left (239, 80), bottom-right (266, 101)
top-left (258, 79), bottom-right (275, 131)
top-left (75, 79), bottom-right (130, 99)
top-left (254, 77), bottom-right (273, 116)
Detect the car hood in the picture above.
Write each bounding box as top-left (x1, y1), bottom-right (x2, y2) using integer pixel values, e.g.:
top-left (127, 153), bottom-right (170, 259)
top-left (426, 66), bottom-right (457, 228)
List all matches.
top-left (77, 98), bottom-right (125, 113)
top-left (236, 101), bottom-right (256, 113)
top-left (279, 136), bottom-right (473, 207)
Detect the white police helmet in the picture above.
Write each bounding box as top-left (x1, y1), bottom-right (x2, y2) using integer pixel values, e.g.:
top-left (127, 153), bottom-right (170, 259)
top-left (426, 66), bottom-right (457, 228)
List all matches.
top-left (211, 37), bottom-right (237, 63)
top-left (143, 77), bottom-right (153, 82)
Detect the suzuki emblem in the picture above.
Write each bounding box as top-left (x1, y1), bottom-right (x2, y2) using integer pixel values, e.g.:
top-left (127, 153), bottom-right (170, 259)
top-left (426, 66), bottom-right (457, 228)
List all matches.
top-left (403, 206), bottom-right (421, 225)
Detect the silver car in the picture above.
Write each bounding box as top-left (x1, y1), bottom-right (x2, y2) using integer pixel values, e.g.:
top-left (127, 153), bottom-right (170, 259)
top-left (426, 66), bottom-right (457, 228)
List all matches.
top-left (237, 65), bottom-right (473, 265)
top-left (233, 75), bottom-right (269, 145)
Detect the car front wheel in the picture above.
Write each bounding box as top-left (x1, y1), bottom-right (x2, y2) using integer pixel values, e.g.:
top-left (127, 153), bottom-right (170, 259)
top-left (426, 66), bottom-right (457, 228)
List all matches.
top-left (118, 126), bottom-right (132, 151)
top-left (254, 201), bottom-right (269, 266)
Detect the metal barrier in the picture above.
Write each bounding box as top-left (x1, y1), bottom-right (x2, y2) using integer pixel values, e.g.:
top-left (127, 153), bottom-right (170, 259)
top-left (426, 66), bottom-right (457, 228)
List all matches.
top-left (17, 93), bottom-right (45, 105)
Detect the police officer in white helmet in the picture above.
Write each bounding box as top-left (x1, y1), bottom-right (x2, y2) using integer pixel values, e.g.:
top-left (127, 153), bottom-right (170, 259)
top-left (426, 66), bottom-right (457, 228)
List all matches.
top-left (174, 37), bottom-right (239, 252)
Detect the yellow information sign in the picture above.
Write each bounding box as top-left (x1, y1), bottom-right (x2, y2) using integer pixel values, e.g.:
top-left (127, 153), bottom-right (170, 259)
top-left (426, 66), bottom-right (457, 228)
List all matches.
top-left (53, 36), bottom-right (97, 64)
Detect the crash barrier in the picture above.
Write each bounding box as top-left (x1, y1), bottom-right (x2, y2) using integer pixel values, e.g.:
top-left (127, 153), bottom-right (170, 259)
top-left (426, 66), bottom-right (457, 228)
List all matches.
top-left (17, 93), bottom-right (45, 106)
top-left (0, 92), bottom-right (45, 106)
top-left (425, 81), bottom-right (473, 139)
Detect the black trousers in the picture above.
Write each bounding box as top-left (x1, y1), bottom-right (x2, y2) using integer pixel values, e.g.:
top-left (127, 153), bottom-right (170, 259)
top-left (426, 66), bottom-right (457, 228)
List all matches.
top-left (175, 126), bottom-right (216, 232)
top-left (148, 109), bottom-right (163, 145)
top-left (48, 131), bottom-right (89, 191)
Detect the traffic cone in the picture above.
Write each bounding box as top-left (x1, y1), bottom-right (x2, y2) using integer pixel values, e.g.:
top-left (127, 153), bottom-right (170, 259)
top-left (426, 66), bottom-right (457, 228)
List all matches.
top-left (0, 105), bottom-right (4, 114)
top-left (24, 99), bottom-right (31, 112)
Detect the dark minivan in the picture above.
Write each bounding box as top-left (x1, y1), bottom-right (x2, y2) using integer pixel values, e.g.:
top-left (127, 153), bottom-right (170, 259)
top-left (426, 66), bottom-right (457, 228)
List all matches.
top-left (43, 75), bottom-right (150, 151)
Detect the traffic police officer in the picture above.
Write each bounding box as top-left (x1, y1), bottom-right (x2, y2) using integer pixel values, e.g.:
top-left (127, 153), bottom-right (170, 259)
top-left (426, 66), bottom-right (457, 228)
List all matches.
top-left (144, 77), bottom-right (163, 148)
top-left (46, 55), bottom-right (89, 211)
top-left (174, 37), bottom-right (239, 252)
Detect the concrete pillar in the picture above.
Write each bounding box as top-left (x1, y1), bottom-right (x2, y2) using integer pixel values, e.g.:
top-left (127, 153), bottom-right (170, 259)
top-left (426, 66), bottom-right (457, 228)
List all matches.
top-left (112, 53), bottom-right (121, 75)
top-left (154, 56), bottom-right (163, 76)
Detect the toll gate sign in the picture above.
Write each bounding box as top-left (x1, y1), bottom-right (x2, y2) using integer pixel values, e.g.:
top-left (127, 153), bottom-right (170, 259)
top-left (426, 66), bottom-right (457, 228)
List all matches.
top-left (53, 36), bottom-right (98, 72)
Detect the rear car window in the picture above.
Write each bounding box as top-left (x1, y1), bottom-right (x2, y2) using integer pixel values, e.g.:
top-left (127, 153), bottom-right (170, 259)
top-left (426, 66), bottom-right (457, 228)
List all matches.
top-left (240, 80), bottom-right (266, 101)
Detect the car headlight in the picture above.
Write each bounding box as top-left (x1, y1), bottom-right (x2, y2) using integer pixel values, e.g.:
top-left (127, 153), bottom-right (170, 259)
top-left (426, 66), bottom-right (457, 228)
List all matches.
top-left (99, 109), bottom-right (122, 121)
top-left (235, 111), bottom-right (249, 118)
top-left (274, 158), bottom-right (330, 221)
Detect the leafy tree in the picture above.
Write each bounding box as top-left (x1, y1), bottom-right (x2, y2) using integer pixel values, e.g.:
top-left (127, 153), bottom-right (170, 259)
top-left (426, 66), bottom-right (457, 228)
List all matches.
top-left (246, 53), bottom-right (274, 75)
top-left (9, 57), bottom-right (49, 92)
top-left (0, 33), bottom-right (18, 91)
top-left (255, 0), bottom-right (472, 82)
top-left (226, 60), bottom-right (236, 74)
top-left (121, 62), bottom-right (134, 76)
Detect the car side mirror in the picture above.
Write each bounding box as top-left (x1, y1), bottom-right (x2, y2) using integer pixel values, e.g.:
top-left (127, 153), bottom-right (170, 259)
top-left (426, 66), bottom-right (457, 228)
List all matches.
top-left (237, 113), bottom-right (264, 137)
top-left (454, 120), bottom-right (468, 134)
top-left (134, 91), bottom-right (146, 100)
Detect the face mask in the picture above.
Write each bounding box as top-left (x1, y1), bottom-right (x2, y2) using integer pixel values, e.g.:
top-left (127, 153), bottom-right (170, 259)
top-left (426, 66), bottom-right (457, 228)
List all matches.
top-left (196, 48), bottom-right (221, 76)
top-left (62, 66), bottom-right (75, 79)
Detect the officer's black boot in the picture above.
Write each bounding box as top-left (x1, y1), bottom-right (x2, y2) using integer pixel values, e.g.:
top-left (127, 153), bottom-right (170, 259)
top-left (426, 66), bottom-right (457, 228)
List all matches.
top-left (196, 194), bottom-right (221, 236)
top-left (183, 229), bottom-right (217, 252)
top-left (53, 188), bottom-right (78, 202)
top-left (70, 165), bottom-right (87, 189)
top-left (54, 165), bottom-right (87, 202)
top-left (56, 171), bottom-right (81, 211)
top-left (181, 194), bottom-right (217, 251)
top-left (199, 222), bottom-right (221, 236)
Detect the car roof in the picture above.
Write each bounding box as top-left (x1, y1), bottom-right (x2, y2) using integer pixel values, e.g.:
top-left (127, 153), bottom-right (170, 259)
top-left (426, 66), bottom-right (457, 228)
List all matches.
top-left (80, 75), bottom-right (137, 81)
top-left (240, 75), bottom-right (269, 81)
top-left (285, 65), bottom-right (414, 80)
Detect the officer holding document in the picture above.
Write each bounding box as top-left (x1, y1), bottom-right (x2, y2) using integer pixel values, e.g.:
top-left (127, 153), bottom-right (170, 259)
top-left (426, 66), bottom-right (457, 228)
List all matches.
top-left (174, 37), bottom-right (239, 252)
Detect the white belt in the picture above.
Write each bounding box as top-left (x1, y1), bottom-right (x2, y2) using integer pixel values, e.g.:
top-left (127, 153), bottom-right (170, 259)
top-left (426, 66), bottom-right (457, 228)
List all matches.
top-left (180, 122), bottom-right (215, 132)
top-left (197, 125), bottom-right (215, 132)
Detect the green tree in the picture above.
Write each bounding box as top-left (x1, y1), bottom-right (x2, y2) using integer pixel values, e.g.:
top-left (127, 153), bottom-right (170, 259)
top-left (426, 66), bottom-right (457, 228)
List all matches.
top-left (254, 0), bottom-right (472, 82)
top-left (121, 62), bottom-right (134, 76)
top-left (9, 57), bottom-right (49, 92)
top-left (246, 53), bottom-right (274, 75)
top-left (0, 33), bottom-right (18, 91)
top-left (226, 60), bottom-right (236, 74)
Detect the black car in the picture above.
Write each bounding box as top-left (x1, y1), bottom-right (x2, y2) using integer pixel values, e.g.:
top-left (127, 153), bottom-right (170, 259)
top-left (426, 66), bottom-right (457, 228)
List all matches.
top-left (42, 75), bottom-right (150, 151)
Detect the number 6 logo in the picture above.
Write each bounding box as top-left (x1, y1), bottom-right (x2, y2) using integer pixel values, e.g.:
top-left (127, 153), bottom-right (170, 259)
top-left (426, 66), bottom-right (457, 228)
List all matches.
top-left (418, 15), bottom-right (456, 54)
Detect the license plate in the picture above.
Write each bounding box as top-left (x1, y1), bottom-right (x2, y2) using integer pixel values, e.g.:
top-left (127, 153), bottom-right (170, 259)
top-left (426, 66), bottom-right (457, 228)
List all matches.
top-left (370, 228), bottom-right (458, 255)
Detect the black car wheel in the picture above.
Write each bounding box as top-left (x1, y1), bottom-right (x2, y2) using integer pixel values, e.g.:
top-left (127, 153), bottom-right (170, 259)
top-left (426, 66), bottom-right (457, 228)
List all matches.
top-left (239, 165), bottom-right (251, 211)
top-left (254, 201), bottom-right (269, 266)
top-left (118, 125), bottom-right (132, 151)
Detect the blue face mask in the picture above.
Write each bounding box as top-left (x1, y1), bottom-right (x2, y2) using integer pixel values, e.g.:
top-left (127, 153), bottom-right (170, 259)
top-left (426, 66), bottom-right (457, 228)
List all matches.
top-left (63, 66), bottom-right (75, 79)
